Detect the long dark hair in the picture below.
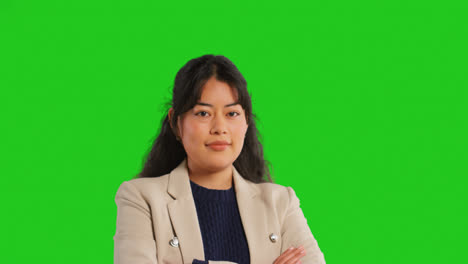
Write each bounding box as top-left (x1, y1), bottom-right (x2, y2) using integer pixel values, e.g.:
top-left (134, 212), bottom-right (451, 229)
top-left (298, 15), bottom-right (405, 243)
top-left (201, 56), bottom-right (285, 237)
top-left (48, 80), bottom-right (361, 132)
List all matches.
top-left (135, 54), bottom-right (273, 183)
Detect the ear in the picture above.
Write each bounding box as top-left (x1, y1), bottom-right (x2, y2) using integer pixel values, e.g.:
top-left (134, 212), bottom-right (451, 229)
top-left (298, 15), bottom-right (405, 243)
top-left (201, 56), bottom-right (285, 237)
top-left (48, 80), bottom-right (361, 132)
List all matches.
top-left (168, 107), bottom-right (174, 127)
top-left (168, 108), bottom-right (181, 139)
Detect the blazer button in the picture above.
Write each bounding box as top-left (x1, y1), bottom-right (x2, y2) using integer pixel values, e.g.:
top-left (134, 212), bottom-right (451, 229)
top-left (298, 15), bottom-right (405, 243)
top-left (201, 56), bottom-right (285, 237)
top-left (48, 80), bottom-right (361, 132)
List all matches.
top-left (169, 236), bottom-right (179, 247)
top-left (269, 233), bottom-right (278, 243)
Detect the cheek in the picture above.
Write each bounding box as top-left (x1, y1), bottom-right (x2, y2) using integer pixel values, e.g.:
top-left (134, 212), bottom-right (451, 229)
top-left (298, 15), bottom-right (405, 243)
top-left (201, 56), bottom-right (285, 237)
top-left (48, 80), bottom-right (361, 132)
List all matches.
top-left (232, 124), bottom-right (248, 142)
top-left (182, 121), bottom-right (206, 143)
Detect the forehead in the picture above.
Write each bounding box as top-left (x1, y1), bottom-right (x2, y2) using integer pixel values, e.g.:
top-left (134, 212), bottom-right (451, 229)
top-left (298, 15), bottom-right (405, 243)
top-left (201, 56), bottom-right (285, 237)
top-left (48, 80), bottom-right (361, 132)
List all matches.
top-left (197, 77), bottom-right (239, 105)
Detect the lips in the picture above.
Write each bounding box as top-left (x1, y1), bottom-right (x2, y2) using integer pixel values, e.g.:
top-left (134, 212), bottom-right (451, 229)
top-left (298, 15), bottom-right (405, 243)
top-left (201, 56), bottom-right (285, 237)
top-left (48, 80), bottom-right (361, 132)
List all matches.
top-left (206, 141), bottom-right (231, 151)
top-left (206, 141), bottom-right (230, 151)
top-left (206, 140), bottom-right (230, 146)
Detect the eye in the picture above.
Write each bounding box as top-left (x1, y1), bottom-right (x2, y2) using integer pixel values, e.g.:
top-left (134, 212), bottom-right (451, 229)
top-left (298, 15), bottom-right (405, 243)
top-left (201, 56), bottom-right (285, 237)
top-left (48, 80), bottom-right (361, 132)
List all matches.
top-left (195, 111), bottom-right (209, 117)
top-left (195, 111), bottom-right (240, 118)
top-left (229, 111), bottom-right (240, 117)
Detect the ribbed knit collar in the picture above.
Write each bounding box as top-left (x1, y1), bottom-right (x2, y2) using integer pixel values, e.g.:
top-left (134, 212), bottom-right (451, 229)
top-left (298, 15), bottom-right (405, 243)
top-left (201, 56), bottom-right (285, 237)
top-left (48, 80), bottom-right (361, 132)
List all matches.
top-left (189, 179), bottom-right (236, 202)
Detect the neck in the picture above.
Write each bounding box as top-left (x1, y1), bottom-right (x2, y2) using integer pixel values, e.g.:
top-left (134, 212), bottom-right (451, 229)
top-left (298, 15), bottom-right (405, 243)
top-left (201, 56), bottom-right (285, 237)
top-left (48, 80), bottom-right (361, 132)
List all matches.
top-left (186, 159), bottom-right (233, 190)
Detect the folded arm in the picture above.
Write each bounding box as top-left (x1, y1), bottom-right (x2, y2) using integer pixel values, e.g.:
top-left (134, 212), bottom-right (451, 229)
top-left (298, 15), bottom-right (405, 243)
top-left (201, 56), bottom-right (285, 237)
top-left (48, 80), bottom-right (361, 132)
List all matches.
top-left (114, 181), bottom-right (158, 264)
top-left (280, 187), bottom-right (326, 264)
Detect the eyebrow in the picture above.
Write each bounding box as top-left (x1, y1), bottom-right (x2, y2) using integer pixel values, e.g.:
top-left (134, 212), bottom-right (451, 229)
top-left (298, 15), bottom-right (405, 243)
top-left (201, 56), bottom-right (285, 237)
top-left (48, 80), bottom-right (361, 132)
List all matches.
top-left (195, 102), bottom-right (240, 107)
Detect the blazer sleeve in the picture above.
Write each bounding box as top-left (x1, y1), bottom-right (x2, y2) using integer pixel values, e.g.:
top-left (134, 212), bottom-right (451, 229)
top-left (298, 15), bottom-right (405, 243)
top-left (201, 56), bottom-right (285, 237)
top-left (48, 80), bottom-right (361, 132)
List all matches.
top-left (114, 181), bottom-right (158, 264)
top-left (280, 186), bottom-right (326, 264)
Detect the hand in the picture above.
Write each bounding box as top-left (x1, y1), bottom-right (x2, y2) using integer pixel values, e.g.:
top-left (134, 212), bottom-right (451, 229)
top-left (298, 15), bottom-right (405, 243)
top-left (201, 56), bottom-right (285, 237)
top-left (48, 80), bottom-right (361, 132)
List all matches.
top-left (273, 245), bottom-right (306, 264)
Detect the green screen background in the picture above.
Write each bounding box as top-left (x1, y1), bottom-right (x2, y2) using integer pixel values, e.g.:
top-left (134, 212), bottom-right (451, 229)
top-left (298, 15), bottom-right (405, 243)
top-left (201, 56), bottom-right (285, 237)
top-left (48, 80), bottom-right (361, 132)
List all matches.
top-left (1, 1), bottom-right (466, 263)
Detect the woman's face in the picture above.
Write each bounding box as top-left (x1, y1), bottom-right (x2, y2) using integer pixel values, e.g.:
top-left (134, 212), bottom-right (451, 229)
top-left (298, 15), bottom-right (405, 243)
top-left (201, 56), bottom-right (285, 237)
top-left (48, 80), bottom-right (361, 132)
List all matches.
top-left (172, 76), bottom-right (249, 172)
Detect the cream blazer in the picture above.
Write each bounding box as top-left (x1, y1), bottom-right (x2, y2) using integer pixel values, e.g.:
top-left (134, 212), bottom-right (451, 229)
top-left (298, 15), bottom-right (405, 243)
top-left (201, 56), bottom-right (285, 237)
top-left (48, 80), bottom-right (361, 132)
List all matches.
top-left (113, 158), bottom-right (326, 264)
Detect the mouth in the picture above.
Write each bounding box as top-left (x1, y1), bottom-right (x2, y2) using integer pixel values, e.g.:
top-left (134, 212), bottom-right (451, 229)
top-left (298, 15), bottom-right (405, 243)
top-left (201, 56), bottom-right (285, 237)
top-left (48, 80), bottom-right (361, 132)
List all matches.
top-left (206, 143), bottom-right (230, 151)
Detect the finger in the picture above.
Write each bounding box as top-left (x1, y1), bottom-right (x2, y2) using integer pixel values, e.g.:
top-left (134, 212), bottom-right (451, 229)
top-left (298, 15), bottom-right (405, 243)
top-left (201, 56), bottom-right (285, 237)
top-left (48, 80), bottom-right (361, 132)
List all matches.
top-left (281, 246), bottom-right (305, 264)
top-left (274, 247), bottom-right (296, 264)
top-left (285, 249), bottom-right (306, 264)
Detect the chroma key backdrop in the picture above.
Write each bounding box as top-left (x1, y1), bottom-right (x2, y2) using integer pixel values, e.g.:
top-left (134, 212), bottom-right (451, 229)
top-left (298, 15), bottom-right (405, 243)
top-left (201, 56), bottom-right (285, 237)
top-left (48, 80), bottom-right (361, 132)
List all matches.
top-left (1, 1), bottom-right (466, 264)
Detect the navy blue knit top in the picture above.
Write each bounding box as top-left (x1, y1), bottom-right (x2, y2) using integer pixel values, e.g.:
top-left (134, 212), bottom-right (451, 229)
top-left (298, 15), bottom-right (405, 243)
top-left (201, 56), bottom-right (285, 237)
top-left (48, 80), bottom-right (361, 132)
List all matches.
top-left (190, 179), bottom-right (250, 264)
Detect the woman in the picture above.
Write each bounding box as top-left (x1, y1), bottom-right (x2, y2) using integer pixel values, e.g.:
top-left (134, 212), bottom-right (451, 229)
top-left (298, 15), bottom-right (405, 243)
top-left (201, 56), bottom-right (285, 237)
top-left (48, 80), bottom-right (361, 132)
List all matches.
top-left (113, 55), bottom-right (326, 264)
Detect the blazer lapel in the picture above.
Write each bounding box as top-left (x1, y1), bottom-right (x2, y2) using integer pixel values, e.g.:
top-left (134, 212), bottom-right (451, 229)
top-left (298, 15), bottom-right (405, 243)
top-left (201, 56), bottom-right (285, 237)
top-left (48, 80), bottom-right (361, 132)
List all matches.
top-left (167, 158), bottom-right (205, 263)
top-left (233, 165), bottom-right (273, 263)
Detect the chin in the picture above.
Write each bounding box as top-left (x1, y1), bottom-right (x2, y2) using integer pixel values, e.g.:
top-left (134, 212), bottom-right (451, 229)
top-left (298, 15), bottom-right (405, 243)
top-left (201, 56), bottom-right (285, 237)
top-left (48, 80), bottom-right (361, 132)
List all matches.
top-left (204, 156), bottom-right (234, 170)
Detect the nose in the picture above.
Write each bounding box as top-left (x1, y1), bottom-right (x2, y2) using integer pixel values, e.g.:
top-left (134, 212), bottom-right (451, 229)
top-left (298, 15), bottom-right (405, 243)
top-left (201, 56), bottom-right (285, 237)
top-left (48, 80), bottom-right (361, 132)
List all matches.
top-left (210, 114), bottom-right (228, 135)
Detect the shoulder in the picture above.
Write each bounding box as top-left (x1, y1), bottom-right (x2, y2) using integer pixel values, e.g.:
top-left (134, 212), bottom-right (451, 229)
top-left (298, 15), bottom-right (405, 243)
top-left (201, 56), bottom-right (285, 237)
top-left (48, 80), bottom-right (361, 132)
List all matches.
top-left (255, 181), bottom-right (297, 198)
top-left (254, 181), bottom-right (289, 195)
top-left (249, 181), bottom-right (299, 211)
top-left (114, 173), bottom-right (171, 202)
